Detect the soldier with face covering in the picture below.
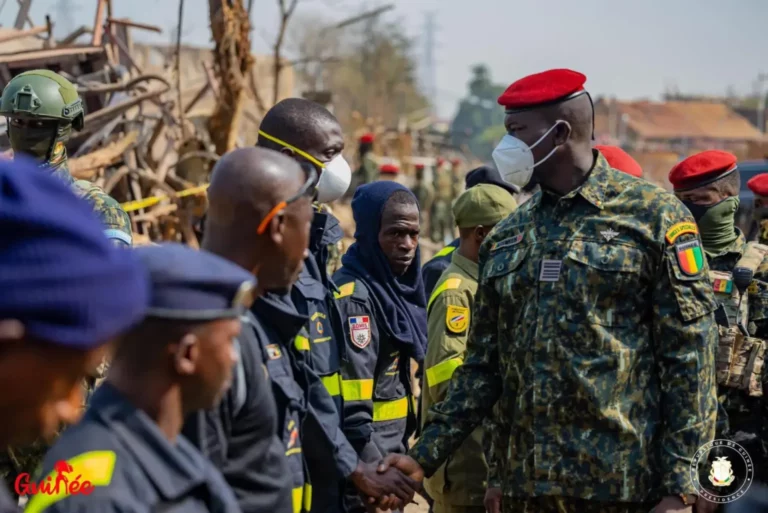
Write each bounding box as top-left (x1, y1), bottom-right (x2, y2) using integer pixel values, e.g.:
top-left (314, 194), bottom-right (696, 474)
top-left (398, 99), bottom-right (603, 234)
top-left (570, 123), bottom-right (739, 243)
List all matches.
top-left (747, 173), bottom-right (768, 245)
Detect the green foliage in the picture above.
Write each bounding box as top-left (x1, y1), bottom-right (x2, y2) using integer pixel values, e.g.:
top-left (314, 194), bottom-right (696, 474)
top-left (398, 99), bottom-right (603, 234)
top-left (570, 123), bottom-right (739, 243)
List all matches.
top-left (450, 64), bottom-right (506, 160)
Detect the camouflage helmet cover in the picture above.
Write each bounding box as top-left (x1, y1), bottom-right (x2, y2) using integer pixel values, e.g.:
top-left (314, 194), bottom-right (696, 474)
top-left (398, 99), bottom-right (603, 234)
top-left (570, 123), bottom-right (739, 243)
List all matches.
top-left (0, 70), bottom-right (84, 130)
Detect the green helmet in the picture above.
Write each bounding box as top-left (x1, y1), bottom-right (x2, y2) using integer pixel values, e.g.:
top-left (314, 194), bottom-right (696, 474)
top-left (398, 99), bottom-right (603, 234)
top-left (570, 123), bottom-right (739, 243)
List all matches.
top-left (0, 70), bottom-right (84, 130)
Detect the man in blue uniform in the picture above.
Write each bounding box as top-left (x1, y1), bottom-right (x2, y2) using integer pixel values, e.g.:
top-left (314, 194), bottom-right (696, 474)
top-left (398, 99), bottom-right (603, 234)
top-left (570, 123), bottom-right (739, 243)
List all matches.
top-left (0, 158), bottom-right (148, 512)
top-left (333, 182), bottom-right (427, 513)
top-left (421, 166), bottom-right (518, 298)
top-left (31, 243), bottom-right (250, 513)
top-left (198, 148), bottom-right (417, 513)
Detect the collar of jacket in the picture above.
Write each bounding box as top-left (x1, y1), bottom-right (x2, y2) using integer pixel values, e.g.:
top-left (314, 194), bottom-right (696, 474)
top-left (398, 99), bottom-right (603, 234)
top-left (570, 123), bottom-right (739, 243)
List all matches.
top-left (450, 251), bottom-right (479, 281)
top-left (251, 291), bottom-right (308, 344)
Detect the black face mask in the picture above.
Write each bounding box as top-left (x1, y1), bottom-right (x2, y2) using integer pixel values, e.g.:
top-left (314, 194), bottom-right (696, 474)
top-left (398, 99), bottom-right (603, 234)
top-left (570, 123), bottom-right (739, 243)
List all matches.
top-left (681, 200), bottom-right (711, 222)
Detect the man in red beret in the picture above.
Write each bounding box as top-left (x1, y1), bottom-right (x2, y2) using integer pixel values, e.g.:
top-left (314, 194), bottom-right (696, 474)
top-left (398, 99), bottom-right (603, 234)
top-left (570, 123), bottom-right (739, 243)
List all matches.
top-left (668, 151), bottom-right (768, 507)
top-left (595, 145), bottom-right (643, 178)
top-left (379, 162), bottom-right (400, 182)
top-left (377, 68), bottom-right (719, 513)
top-left (748, 173), bottom-right (768, 245)
top-left (357, 132), bottom-right (379, 187)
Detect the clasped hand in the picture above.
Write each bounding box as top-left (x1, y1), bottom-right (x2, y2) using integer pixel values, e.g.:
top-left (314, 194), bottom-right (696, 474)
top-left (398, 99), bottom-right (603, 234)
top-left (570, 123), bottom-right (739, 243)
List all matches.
top-left (351, 454), bottom-right (425, 512)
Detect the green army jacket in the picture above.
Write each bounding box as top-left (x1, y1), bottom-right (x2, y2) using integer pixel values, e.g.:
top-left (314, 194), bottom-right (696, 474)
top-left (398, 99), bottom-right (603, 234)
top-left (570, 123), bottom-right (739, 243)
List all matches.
top-left (422, 251), bottom-right (488, 506)
top-left (410, 151), bottom-right (720, 503)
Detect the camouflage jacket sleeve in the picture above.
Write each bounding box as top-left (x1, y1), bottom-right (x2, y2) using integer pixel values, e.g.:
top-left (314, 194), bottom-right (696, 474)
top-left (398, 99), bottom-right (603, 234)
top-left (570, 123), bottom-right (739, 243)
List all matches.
top-left (72, 180), bottom-right (133, 247)
top-left (483, 412), bottom-right (501, 489)
top-left (653, 211), bottom-right (719, 496)
top-left (409, 250), bottom-right (503, 477)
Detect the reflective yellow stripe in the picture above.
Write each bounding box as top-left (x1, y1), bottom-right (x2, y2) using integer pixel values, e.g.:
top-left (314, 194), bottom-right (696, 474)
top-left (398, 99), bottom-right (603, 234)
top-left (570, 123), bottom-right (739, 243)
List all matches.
top-left (321, 373), bottom-right (342, 396)
top-left (291, 484), bottom-right (313, 513)
top-left (286, 447), bottom-right (303, 456)
top-left (434, 245), bottom-right (457, 258)
top-left (25, 451), bottom-right (117, 513)
top-left (294, 335), bottom-right (310, 351)
top-left (426, 357), bottom-right (464, 387)
top-left (334, 282), bottom-right (355, 299)
top-left (341, 379), bottom-right (374, 401)
top-left (373, 397), bottom-right (409, 422)
top-left (313, 336), bottom-right (332, 343)
top-left (428, 278), bottom-right (462, 310)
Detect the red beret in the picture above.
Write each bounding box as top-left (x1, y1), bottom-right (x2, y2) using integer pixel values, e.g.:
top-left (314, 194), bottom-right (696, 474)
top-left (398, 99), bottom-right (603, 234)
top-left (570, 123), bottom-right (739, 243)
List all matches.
top-left (748, 173), bottom-right (768, 197)
top-left (414, 163), bottom-right (425, 170)
top-left (436, 157), bottom-right (445, 166)
top-left (595, 145), bottom-right (642, 178)
top-left (451, 158), bottom-right (461, 166)
top-left (668, 150), bottom-right (738, 191)
top-left (360, 133), bottom-right (375, 144)
top-left (380, 163), bottom-right (399, 174)
top-left (498, 69), bottom-right (587, 111)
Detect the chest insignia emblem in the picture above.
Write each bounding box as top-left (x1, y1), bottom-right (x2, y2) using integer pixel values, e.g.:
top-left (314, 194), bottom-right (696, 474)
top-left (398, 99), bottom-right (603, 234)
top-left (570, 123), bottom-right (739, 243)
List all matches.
top-left (600, 228), bottom-right (619, 242)
top-left (348, 316), bottom-right (371, 349)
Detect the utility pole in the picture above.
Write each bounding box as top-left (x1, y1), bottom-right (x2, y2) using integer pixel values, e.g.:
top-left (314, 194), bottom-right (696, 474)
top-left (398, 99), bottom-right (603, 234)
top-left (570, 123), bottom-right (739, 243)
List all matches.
top-left (422, 12), bottom-right (438, 116)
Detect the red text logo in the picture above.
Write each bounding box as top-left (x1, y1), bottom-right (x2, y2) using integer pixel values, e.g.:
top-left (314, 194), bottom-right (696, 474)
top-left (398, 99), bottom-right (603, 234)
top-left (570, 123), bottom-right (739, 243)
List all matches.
top-left (14, 460), bottom-right (94, 497)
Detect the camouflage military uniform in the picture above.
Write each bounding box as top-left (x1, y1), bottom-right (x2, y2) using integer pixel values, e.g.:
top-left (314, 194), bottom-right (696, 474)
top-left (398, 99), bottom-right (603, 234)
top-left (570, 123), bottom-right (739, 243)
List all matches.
top-left (360, 152), bottom-right (379, 186)
top-left (706, 231), bottom-right (768, 483)
top-left (412, 176), bottom-right (434, 236)
top-left (411, 153), bottom-right (719, 509)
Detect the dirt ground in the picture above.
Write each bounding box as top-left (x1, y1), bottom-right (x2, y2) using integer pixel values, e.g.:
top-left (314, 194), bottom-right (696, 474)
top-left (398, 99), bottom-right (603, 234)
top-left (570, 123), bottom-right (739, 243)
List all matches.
top-left (405, 493), bottom-right (430, 513)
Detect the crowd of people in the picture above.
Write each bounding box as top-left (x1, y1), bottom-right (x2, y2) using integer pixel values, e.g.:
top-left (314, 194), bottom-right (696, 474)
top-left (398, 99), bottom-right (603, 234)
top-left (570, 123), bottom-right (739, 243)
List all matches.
top-left (0, 66), bottom-right (766, 513)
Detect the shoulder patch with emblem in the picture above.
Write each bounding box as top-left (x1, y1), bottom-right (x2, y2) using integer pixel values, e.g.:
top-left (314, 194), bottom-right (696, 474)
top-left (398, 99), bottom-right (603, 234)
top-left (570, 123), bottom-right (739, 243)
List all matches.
top-left (665, 221), bottom-right (698, 244)
top-left (445, 305), bottom-right (469, 334)
top-left (348, 316), bottom-right (371, 349)
top-left (675, 239), bottom-right (704, 276)
top-left (266, 344), bottom-right (282, 360)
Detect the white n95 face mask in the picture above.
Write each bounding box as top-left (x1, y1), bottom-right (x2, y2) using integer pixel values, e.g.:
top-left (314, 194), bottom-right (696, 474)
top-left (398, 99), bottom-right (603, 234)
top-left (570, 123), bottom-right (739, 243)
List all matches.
top-left (492, 120), bottom-right (570, 188)
top-left (315, 155), bottom-right (352, 203)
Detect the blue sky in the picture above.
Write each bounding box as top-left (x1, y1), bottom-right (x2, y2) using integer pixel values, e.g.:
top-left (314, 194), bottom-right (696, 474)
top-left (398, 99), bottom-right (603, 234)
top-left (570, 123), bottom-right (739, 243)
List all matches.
top-left (4, 0), bottom-right (767, 119)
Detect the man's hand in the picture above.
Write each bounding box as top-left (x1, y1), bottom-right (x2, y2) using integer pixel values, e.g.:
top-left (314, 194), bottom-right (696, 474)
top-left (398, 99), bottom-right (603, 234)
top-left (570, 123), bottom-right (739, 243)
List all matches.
top-left (652, 496), bottom-right (692, 513)
top-left (376, 453), bottom-right (425, 482)
top-left (349, 461), bottom-right (417, 510)
top-left (484, 487), bottom-right (502, 513)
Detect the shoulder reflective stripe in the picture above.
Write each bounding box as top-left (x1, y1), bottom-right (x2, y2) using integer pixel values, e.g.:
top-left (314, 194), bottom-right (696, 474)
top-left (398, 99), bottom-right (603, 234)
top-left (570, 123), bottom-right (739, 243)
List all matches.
top-left (294, 335), bottom-right (310, 351)
top-left (304, 483), bottom-right (312, 513)
top-left (372, 397), bottom-right (409, 422)
top-left (426, 357), bottom-right (464, 387)
top-left (103, 229), bottom-right (132, 246)
top-left (341, 379), bottom-right (374, 401)
top-left (286, 447), bottom-right (303, 456)
top-left (321, 373), bottom-right (341, 397)
top-left (427, 278), bottom-right (462, 311)
top-left (24, 451), bottom-right (117, 513)
top-left (334, 282), bottom-right (355, 299)
top-left (434, 246), bottom-right (457, 258)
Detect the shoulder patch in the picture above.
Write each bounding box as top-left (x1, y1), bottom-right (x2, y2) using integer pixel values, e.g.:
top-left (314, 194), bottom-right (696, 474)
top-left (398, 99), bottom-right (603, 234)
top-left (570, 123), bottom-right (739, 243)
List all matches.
top-left (348, 316), bottom-right (371, 349)
top-left (334, 282), bottom-right (355, 299)
top-left (445, 305), bottom-right (469, 334)
top-left (265, 344), bottom-right (282, 360)
top-left (665, 221), bottom-right (698, 244)
top-left (675, 239), bottom-right (704, 276)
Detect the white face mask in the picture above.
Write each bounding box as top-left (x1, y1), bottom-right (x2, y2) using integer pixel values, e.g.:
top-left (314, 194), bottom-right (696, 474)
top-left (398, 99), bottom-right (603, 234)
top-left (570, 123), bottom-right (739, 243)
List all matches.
top-left (315, 154), bottom-right (351, 203)
top-left (492, 120), bottom-right (570, 188)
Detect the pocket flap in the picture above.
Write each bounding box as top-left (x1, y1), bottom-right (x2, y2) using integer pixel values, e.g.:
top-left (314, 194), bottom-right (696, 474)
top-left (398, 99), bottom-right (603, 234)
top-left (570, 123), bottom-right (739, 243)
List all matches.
top-left (483, 245), bottom-right (529, 280)
top-left (567, 240), bottom-right (643, 273)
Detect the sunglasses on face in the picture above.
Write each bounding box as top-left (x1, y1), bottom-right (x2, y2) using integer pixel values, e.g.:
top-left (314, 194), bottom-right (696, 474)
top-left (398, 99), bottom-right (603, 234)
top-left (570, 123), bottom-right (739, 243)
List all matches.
top-left (256, 162), bottom-right (318, 235)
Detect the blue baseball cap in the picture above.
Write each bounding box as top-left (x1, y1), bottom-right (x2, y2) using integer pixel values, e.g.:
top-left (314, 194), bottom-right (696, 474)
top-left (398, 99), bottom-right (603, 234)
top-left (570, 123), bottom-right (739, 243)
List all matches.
top-left (0, 157), bottom-right (149, 348)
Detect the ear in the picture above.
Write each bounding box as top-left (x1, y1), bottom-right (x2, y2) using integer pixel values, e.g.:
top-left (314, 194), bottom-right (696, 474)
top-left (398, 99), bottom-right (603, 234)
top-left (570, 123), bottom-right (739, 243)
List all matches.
top-left (280, 147), bottom-right (295, 158)
top-left (474, 226), bottom-right (487, 244)
top-left (0, 319), bottom-right (24, 342)
top-left (553, 121), bottom-right (571, 146)
top-left (173, 333), bottom-right (199, 376)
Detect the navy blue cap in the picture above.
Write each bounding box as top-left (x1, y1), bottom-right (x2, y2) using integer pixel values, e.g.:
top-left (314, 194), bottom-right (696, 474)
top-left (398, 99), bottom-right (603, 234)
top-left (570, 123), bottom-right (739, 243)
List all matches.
top-left (0, 157), bottom-right (149, 348)
top-left (133, 243), bottom-right (256, 321)
top-left (465, 166), bottom-right (520, 196)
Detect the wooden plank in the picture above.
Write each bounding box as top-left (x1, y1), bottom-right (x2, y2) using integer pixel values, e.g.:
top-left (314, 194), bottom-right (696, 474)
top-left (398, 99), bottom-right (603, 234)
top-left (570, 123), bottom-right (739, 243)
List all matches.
top-left (13, 0), bottom-right (32, 30)
top-left (106, 18), bottom-right (162, 34)
top-left (91, 0), bottom-right (107, 46)
top-left (0, 45), bottom-right (103, 65)
top-left (0, 25), bottom-right (46, 44)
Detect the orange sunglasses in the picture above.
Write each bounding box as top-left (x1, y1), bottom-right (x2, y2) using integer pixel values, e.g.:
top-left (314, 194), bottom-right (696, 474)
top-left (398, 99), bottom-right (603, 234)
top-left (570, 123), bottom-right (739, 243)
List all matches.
top-left (256, 163), bottom-right (318, 235)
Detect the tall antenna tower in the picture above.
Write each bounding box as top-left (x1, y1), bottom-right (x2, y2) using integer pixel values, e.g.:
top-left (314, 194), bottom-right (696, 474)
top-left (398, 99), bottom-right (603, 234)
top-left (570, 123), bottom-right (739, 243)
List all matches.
top-left (423, 11), bottom-right (438, 116)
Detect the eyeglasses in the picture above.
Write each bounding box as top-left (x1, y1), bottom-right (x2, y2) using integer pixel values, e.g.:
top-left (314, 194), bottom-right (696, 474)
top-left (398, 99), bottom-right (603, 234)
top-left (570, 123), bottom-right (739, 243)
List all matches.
top-left (256, 162), bottom-right (317, 235)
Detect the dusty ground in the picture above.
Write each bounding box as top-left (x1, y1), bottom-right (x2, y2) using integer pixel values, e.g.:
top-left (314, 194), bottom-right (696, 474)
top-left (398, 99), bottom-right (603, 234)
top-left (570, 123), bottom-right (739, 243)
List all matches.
top-left (405, 493), bottom-right (430, 513)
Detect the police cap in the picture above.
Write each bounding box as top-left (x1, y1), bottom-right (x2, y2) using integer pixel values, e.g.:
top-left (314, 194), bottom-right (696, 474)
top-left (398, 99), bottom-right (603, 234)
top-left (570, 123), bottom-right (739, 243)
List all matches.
top-left (134, 243), bottom-right (256, 321)
top-left (452, 183), bottom-right (517, 228)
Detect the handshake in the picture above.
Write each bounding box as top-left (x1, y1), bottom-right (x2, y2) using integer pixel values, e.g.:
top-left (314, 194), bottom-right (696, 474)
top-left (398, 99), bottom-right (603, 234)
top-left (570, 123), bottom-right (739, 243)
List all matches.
top-left (349, 454), bottom-right (425, 512)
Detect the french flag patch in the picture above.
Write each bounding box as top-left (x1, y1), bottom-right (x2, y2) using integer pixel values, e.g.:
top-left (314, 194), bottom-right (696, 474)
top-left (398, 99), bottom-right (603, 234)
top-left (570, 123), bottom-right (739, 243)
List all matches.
top-left (348, 316), bottom-right (371, 349)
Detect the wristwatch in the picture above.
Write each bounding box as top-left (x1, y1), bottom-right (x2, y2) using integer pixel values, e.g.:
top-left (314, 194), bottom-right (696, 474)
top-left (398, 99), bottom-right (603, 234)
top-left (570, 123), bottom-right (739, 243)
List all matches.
top-left (679, 493), bottom-right (698, 506)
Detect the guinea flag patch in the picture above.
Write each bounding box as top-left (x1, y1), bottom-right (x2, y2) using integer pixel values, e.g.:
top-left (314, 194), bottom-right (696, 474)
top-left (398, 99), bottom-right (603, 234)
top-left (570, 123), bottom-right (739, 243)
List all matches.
top-left (675, 239), bottom-right (704, 276)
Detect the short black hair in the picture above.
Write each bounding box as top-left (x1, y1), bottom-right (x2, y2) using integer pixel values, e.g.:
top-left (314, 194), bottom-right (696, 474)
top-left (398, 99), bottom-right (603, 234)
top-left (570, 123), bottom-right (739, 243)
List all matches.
top-left (257, 98), bottom-right (339, 151)
top-left (386, 190), bottom-right (418, 210)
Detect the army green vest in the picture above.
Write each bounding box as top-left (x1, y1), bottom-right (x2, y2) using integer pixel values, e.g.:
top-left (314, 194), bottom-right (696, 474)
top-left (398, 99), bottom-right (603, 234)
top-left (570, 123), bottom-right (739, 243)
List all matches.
top-left (710, 242), bottom-right (767, 397)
